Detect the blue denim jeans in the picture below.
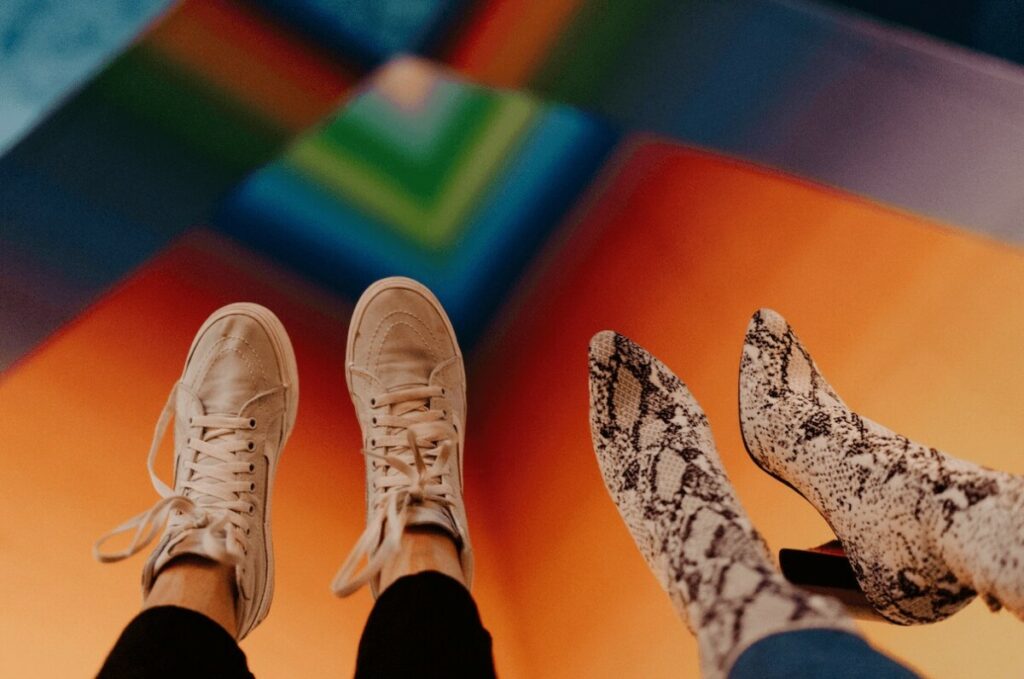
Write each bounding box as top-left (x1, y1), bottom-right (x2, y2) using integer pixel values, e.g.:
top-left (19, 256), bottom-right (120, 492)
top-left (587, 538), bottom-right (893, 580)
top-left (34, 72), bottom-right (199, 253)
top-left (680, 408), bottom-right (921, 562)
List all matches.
top-left (729, 629), bottom-right (919, 679)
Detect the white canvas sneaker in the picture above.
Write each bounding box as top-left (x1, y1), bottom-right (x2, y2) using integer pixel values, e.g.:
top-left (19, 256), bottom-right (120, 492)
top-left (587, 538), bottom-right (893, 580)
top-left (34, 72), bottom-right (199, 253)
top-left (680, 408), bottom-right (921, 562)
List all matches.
top-left (332, 277), bottom-right (473, 597)
top-left (94, 303), bottom-right (299, 639)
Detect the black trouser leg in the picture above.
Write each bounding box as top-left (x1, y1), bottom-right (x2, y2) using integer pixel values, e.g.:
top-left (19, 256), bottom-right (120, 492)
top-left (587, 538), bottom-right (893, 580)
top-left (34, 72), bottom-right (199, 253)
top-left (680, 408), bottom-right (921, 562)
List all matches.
top-left (97, 606), bottom-right (253, 679)
top-left (354, 571), bottom-right (497, 678)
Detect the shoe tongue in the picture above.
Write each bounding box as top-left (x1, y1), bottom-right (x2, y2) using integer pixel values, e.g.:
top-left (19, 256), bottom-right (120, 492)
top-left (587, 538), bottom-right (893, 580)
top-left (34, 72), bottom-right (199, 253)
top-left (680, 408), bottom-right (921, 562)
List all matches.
top-left (153, 529), bottom-right (208, 573)
top-left (388, 381), bottom-right (430, 418)
top-left (377, 324), bottom-right (434, 389)
top-left (406, 504), bottom-right (459, 543)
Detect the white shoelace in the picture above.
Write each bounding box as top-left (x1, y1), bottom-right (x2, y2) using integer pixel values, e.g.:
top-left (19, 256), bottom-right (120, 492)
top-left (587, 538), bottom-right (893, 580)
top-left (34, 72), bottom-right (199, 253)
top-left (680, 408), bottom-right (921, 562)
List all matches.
top-left (94, 382), bottom-right (279, 567)
top-left (332, 384), bottom-right (457, 596)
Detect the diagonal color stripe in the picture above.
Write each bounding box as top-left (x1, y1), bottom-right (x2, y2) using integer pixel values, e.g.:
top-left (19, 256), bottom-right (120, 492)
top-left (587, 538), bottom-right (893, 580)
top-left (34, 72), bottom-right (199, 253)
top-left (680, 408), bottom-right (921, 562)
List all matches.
top-left (316, 81), bottom-right (499, 197)
top-left (288, 91), bottom-right (538, 248)
top-left (144, 0), bottom-right (353, 131)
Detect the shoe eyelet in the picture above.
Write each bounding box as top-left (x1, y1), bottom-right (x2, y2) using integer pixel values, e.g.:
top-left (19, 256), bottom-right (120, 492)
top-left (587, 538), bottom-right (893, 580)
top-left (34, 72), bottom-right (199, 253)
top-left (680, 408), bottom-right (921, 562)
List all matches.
top-left (188, 417), bottom-right (195, 426)
top-left (442, 410), bottom-right (447, 417)
top-left (371, 416), bottom-right (377, 425)
top-left (370, 439), bottom-right (376, 447)
top-left (247, 441), bottom-right (255, 451)
top-left (246, 528), bottom-right (251, 535)
top-left (249, 504), bottom-right (256, 514)
top-left (248, 418), bottom-right (257, 429)
top-left (249, 482), bottom-right (256, 492)
top-left (248, 463), bottom-right (255, 472)
top-left (370, 398), bottom-right (376, 406)
top-left (441, 388), bottom-right (446, 396)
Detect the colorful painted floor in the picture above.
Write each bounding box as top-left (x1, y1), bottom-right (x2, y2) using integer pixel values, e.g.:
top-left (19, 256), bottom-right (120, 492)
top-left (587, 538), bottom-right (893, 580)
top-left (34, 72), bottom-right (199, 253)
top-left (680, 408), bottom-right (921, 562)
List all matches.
top-left (4, 1), bottom-right (1024, 677)
top-left (3, 149), bottom-right (1023, 678)
top-left (4, 0), bottom-right (1024, 372)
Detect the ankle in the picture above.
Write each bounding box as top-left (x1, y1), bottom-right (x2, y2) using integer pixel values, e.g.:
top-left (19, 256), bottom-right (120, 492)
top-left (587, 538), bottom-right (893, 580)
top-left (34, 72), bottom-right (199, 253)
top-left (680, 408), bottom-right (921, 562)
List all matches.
top-left (378, 526), bottom-right (465, 593)
top-left (144, 556), bottom-right (239, 637)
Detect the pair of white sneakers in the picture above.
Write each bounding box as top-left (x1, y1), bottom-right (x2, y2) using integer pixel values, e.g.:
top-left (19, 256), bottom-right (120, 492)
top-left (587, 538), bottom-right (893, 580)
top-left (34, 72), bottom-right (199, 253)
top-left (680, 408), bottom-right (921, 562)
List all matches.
top-left (94, 277), bottom-right (474, 639)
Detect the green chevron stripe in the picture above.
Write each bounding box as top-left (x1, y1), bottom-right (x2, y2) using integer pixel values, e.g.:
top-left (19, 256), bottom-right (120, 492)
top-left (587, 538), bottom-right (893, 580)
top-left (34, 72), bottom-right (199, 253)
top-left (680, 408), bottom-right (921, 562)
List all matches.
top-left (335, 79), bottom-right (477, 163)
top-left (288, 91), bottom-right (538, 249)
top-left (317, 85), bottom-right (496, 201)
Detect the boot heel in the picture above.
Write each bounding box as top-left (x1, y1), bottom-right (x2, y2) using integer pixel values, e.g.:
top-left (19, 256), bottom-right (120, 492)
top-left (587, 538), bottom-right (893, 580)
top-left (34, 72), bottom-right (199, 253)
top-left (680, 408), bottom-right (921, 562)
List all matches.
top-left (779, 540), bottom-right (887, 621)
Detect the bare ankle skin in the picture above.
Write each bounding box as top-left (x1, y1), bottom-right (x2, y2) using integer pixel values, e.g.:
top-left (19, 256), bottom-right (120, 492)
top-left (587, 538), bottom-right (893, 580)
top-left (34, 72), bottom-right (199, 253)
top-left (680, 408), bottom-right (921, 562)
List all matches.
top-left (378, 526), bottom-right (465, 593)
top-left (143, 555), bottom-right (238, 637)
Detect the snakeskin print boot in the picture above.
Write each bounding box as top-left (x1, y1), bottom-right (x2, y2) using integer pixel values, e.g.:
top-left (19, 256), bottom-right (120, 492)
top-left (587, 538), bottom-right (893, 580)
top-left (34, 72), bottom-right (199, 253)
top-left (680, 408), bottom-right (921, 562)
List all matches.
top-left (589, 331), bottom-right (855, 678)
top-left (740, 308), bottom-right (1024, 624)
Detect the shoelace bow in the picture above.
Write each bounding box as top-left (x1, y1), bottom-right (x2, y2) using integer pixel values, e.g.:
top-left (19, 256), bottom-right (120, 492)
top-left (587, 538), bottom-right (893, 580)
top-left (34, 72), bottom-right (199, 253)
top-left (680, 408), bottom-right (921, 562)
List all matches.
top-left (332, 384), bottom-right (457, 596)
top-left (94, 382), bottom-right (281, 568)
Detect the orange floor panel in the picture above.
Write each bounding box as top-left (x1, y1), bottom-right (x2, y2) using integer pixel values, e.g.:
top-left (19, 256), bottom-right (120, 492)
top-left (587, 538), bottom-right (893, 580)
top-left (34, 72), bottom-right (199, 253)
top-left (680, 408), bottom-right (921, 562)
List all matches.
top-left (2, 144), bottom-right (1023, 678)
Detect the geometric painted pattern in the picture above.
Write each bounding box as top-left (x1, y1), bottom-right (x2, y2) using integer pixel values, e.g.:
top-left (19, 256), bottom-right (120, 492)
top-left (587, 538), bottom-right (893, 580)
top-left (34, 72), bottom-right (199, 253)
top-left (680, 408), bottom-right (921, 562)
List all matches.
top-left (447, 0), bottom-right (1024, 239)
top-left (5, 149), bottom-right (1024, 679)
top-left (4, 2), bottom-right (1024, 678)
top-left (5, 0), bottom-right (1024, 371)
top-left (215, 58), bottom-right (619, 345)
top-left (288, 67), bottom-right (537, 250)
